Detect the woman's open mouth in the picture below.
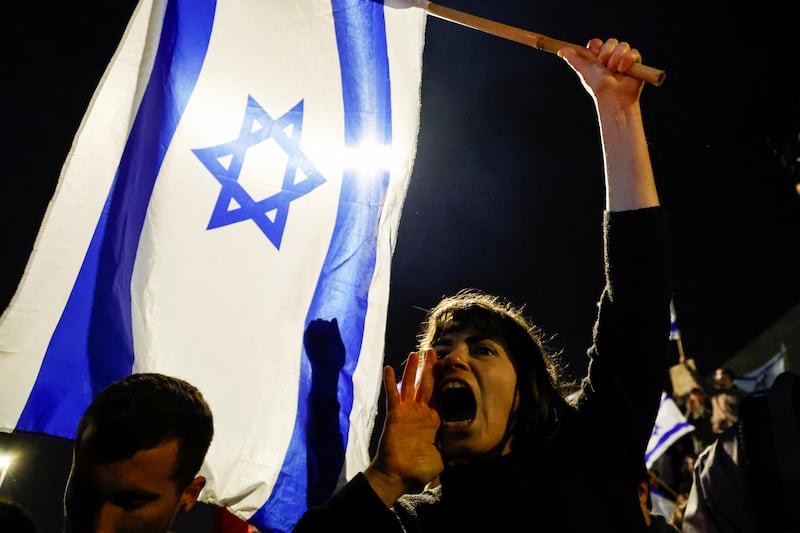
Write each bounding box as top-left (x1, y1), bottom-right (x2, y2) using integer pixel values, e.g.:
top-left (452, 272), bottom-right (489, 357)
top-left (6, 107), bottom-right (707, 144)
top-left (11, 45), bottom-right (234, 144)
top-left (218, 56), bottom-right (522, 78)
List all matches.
top-left (438, 381), bottom-right (476, 428)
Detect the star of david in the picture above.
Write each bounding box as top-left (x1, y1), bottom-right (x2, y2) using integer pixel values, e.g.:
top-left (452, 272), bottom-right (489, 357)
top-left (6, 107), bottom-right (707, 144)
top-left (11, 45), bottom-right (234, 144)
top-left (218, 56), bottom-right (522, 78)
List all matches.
top-left (192, 96), bottom-right (326, 249)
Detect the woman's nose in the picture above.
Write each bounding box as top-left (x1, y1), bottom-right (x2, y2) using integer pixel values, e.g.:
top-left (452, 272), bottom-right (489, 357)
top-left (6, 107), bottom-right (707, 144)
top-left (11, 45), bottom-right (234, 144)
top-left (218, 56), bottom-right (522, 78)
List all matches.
top-left (441, 345), bottom-right (468, 368)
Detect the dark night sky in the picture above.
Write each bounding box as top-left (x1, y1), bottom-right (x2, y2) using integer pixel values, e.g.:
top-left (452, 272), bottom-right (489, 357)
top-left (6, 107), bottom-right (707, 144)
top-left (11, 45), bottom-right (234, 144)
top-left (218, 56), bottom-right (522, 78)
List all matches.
top-left (2, 1), bottom-right (800, 531)
top-left (385, 0), bottom-right (800, 378)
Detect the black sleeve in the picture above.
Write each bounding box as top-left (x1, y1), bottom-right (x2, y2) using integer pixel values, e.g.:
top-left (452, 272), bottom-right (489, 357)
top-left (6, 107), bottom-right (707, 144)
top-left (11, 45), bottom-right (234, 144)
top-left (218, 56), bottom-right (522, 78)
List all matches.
top-left (292, 472), bottom-right (406, 533)
top-left (577, 206), bottom-right (674, 457)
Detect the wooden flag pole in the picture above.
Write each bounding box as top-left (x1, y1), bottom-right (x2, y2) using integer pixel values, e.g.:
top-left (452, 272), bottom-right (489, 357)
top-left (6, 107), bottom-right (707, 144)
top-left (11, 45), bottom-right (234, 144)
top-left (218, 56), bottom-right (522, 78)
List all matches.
top-left (425, 2), bottom-right (666, 87)
top-left (675, 334), bottom-right (687, 363)
top-left (648, 470), bottom-right (679, 499)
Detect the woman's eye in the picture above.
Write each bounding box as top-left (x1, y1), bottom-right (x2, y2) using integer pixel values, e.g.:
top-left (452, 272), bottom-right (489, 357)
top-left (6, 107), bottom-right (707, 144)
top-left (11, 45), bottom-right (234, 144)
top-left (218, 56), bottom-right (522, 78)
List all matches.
top-left (475, 345), bottom-right (495, 356)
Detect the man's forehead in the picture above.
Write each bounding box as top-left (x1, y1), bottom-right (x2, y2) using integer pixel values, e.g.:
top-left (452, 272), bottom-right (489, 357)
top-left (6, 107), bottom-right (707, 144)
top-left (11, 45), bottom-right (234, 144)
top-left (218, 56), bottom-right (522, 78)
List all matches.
top-left (73, 439), bottom-right (182, 492)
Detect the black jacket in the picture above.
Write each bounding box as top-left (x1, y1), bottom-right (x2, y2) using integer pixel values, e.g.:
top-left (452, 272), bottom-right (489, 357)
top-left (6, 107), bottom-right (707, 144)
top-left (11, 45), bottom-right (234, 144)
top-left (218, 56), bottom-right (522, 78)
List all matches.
top-left (293, 207), bottom-right (673, 533)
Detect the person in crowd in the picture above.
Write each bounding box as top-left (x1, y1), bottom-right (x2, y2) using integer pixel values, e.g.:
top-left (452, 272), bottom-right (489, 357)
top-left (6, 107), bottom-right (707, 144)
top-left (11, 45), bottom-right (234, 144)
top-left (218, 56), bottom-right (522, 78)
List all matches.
top-left (638, 466), bottom-right (680, 532)
top-left (683, 386), bottom-right (715, 453)
top-left (675, 452), bottom-right (696, 496)
top-left (0, 498), bottom-right (39, 533)
top-left (683, 370), bottom-right (800, 533)
top-left (656, 387), bottom-right (710, 498)
top-left (709, 367), bottom-right (748, 434)
top-left (63, 372), bottom-right (214, 533)
top-left (292, 36), bottom-right (673, 533)
top-left (669, 492), bottom-right (689, 531)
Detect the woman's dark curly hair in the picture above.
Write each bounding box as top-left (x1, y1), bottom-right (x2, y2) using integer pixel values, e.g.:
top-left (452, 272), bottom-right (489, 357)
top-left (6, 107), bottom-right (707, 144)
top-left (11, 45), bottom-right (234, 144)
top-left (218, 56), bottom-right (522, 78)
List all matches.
top-left (417, 289), bottom-right (573, 449)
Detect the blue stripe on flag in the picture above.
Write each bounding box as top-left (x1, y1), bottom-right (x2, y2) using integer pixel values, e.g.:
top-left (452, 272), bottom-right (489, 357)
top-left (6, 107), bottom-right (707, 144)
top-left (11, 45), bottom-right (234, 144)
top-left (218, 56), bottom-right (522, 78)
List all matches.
top-left (645, 420), bottom-right (694, 466)
top-left (17, 0), bottom-right (217, 437)
top-left (734, 349), bottom-right (786, 392)
top-left (250, 1), bottom-right (391, 531)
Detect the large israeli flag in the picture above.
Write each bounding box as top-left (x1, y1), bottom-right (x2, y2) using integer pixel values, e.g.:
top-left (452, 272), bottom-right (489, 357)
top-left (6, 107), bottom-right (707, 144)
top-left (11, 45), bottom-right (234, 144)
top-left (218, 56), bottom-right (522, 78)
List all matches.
top-left (0, 0), bottom-right (426, 531)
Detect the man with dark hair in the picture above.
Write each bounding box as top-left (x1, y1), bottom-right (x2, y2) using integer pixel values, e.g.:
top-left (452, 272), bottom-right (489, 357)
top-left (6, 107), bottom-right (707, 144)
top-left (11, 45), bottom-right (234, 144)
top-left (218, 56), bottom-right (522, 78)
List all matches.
top-left (63, 372), bottom-right (214, 532)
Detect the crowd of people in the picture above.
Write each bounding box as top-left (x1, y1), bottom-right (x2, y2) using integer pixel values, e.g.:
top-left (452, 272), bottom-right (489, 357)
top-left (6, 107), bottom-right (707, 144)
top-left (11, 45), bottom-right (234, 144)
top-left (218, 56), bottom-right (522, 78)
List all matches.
top-left (646, 361), bottom-right (799, 532)
top-left (648, 364), bottom-right (749, 530)
top-left (683, 370), bottom-right (799, 532)
top-left (1, 35), bottom-right (797, 533)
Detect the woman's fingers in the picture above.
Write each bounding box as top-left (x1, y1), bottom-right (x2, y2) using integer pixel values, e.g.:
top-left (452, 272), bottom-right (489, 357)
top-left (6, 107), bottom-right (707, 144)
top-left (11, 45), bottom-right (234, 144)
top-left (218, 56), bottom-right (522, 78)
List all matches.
top-left (617, 45), bottom-right (641, 73)
top-left (385, 350), bottom-right (438, 408)
top-left (400, 352), bottom-right (420, 401)
top-left (586, 37), bottom-right (604, 57)
top-left (383, 364), bottom-right (400, 409)
top-left (592, 38), bottom-right (641, 74)
top-left (415, 349), bottom-right (436, 403)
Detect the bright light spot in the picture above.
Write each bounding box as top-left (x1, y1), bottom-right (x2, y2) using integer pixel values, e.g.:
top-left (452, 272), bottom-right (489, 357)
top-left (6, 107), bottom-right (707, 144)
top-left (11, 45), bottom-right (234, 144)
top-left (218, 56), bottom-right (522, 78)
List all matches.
top-left (0, 454), bottom-right (11, 489)
top-left (342, 142), bottom-right (396, 178)
top-left (307, 138), bottom-right (410, 182)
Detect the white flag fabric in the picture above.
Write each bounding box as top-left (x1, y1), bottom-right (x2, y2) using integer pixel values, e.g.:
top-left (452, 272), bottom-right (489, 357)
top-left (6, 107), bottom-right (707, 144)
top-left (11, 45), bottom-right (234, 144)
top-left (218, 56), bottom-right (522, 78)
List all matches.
top-left (734, 347), bottom-right (787, 393)
top-left (669, 299), bottom-right (681, 340)
top-left (0, 1), bottom-right (426, 531)
top-left (645, 392), bottom-right (695, 469)
top-left (649, 487), bottom-right (677, 525)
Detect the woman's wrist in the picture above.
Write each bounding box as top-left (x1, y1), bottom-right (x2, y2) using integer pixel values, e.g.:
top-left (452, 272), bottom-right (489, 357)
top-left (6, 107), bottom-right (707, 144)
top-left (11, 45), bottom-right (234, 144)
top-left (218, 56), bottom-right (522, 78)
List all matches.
top-left (363, 464), bottom-right (406, 507)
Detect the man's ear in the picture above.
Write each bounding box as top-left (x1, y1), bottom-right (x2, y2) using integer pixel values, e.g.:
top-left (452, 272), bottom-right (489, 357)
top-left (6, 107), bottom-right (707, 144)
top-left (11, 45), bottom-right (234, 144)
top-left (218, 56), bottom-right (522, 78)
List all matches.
top-left (177, 476), bottom-right (206, 513)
